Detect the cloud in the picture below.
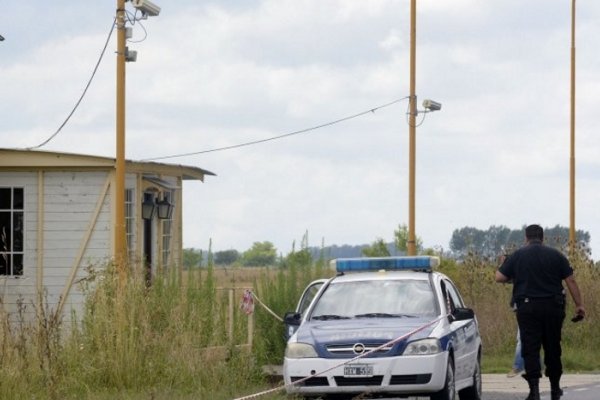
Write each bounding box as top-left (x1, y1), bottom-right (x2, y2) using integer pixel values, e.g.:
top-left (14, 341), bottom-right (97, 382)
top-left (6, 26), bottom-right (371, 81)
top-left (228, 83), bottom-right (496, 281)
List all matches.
top-left (2, 1), bottom-right (600, 257)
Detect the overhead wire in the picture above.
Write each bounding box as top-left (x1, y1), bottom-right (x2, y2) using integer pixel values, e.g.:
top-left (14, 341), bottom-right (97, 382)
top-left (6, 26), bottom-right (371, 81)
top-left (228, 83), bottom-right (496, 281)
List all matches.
top-left (16, 11), bottom-right (415, 158)
top-left (125, 10), bottom-right (148, 43)
top-left (142, 97), bottom-right (410, 161)
top-left (25, 18), bottom-right (117, 150)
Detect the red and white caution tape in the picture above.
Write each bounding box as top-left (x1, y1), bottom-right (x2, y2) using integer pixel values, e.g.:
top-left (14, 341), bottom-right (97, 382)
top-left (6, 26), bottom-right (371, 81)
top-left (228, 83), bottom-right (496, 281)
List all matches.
top-left (240, 289), bottom-right (255, 315)
top-left (244, 290), bottom-right (283, 322)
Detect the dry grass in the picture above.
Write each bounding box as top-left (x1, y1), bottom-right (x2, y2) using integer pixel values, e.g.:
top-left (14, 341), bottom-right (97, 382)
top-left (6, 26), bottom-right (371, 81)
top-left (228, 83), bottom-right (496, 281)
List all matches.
top-left (1, 249), bottom-right (598, 399)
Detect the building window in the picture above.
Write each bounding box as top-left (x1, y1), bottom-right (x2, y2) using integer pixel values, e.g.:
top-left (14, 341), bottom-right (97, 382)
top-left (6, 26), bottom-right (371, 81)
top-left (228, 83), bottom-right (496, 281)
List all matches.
top-left (161, 191), bottom-right (174, 268)
top-left (0, 187), bottom-right (24, 276)
top-left (125, 188), bottom-right (135, 262)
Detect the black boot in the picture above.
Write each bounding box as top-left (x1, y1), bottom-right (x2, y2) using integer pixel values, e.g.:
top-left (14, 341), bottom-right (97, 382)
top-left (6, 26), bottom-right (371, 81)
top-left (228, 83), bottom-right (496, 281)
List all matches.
top-left (525, 378), bottom-right (540, 400)
top-left (550, 388), bottom-right (563, 400)
top-left (550, 377), bottom-right (563, 400)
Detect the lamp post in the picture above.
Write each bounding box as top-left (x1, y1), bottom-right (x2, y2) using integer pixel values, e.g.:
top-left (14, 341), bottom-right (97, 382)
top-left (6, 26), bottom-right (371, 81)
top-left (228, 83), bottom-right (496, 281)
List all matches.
top-left (569, 0), bottom-right (576, 256)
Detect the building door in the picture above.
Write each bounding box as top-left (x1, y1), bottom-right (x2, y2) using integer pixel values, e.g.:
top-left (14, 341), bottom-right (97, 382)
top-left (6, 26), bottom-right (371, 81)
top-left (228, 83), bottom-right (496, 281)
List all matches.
top-left (142, 192), bottom-right (156, 285)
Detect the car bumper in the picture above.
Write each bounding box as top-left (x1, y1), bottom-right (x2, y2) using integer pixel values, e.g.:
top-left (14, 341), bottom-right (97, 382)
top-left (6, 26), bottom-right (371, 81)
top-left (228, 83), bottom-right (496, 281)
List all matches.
top-left (283, 352), bottom-right (448, 396)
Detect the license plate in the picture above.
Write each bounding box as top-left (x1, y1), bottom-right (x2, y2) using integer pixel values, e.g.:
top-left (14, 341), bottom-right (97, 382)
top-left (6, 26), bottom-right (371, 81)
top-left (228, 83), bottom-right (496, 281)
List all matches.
top-left (344, 364), bottom-right (374, 377)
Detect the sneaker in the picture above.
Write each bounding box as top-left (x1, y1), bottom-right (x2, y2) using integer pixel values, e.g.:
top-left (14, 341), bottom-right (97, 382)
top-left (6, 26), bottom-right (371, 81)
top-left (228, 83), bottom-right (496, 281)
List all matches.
top-left (507, 368), bottom-right (524, 377)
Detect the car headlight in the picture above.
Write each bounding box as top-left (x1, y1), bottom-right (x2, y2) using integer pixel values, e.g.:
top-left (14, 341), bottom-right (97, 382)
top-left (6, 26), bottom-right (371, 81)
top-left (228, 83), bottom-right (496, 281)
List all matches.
top-left (403, 338), bottom-right (442, 355)
top-left (285, 342), bottom-right (318, 358)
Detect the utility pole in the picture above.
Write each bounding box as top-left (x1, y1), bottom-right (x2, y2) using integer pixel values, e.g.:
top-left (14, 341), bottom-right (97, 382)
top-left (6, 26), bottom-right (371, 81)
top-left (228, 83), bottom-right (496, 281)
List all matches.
top-left (407, 0), bottom-right (417, 256)
top-left (569, 0), bottom-right (576, 256)
top-left (115, 0), bottom-right (127, 275)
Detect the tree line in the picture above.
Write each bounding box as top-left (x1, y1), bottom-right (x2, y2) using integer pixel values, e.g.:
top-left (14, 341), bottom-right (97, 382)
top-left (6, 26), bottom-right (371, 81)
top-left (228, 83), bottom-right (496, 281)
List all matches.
top-left (182, 224), bottom-right (591, 268)
top-left (449, 225), bottom-right (590, 258)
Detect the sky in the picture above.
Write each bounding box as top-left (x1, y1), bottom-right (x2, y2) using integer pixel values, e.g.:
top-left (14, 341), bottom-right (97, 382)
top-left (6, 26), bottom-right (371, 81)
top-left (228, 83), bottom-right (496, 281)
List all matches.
top-left (2, 1), bottom-right (600, 259)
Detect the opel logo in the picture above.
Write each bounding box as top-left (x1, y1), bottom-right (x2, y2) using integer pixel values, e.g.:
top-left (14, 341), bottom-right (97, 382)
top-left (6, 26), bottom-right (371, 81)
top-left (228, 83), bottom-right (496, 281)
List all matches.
top-left (352, 343), bottom-right (365, 354)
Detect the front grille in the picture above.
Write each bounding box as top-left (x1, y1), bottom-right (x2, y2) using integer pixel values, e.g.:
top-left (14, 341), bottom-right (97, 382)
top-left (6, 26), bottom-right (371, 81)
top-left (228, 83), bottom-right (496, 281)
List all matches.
top-left (327, 343), bottom-right (393, 356)
top-left (389, 374), bottom-right (432, 385)
top-left (291, 376), bottom-right (329, 387)
top-left (334, 376), bottom-right (384, 386)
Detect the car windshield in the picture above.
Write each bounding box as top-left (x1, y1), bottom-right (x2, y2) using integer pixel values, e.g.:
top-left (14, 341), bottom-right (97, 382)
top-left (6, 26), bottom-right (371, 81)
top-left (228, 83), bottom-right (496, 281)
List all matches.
top-left (310, 279), bottom-right (437, 319)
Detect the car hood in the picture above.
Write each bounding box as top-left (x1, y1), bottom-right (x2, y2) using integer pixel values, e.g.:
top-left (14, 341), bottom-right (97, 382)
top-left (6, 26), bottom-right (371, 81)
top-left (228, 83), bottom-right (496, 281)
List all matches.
top-left (295, 317), bottom-right (438, 357)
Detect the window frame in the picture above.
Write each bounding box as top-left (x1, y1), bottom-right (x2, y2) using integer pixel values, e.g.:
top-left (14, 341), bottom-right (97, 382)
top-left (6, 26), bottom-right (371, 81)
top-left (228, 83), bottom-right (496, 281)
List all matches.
top-left (161, 190), bottom-right (174, 268)
top-left (125, 188), bottom-right (136, 262)
top-left (0, 187), bottom-right (25, 277)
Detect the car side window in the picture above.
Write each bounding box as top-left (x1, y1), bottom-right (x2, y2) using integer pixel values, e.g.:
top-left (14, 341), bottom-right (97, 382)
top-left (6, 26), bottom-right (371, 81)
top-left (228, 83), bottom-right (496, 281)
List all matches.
top-left (297, 282), bottom-right (324, 315)
top-left (445, 280), bottom-right (464, 309)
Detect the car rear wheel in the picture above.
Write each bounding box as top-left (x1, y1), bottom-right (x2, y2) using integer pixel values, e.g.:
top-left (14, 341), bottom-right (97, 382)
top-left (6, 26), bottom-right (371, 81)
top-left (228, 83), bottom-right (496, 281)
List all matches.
top-left (458, 354), bottom-right (482, 400)
top-left (430, 358), bottom-right (456, 400)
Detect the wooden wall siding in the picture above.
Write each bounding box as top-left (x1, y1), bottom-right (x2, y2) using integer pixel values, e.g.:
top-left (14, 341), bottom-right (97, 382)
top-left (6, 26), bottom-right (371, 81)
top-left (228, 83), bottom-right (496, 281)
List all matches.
top-left (1, 168), bottom-right (190, 322)
top-left (0, 171), bottom-right (112, 321)
top-left (43, 171), bottom-right (111, 314)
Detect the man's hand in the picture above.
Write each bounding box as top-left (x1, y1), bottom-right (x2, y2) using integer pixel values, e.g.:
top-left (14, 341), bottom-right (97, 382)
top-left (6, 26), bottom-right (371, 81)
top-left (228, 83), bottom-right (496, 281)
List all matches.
top-left (565, 275), bottom-right (585, 318)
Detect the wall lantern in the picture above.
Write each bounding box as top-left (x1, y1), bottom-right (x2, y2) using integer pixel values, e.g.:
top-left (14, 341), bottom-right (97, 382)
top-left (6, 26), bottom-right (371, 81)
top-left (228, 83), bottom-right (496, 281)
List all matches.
top-left (141, 197), bottom-right (156, 220)
top-left (156, 198), bottom-right (174, 220)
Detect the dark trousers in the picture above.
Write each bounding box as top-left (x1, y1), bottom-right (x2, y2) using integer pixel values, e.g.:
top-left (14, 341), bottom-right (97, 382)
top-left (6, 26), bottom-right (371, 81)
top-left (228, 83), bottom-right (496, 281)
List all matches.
top-left (516, 298), bottom-right (566, 382)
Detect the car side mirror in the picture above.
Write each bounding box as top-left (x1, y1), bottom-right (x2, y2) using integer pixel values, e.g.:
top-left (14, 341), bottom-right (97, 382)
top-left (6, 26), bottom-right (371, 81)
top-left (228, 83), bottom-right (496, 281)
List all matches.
top-left (283, 312), bottom-right (302, 341)
top-left (284, 312), bottom-right (302, 325)
top-left (452, 307), bottom-right (475, 321)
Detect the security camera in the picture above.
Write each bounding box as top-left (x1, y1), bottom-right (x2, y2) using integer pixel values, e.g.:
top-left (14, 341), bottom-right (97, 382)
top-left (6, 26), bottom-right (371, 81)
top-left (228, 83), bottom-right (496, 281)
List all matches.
top-left (422, 99), bottom-right (442, 111)
top-left (132, 0), bottom-right (161, 17)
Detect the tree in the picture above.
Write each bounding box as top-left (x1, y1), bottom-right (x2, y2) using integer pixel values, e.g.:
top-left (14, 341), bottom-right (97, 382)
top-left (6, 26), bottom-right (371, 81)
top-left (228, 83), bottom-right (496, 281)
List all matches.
top-left (394, 224), bottom-right (422, 253)
top-left (449, 225), bottom-right (591, 258)
top-left (543, 225), bottom-right (590, 249)
top-left (241, 241), bottom-right (277, 267)
top-left (449, 227), bottom-right (486, 257)
top-left (214, 249), bottom-right (240, 265)
top-left (362, 238), bottom-right (391, 257)
top-left (182, 248), bottom-right (203, 269)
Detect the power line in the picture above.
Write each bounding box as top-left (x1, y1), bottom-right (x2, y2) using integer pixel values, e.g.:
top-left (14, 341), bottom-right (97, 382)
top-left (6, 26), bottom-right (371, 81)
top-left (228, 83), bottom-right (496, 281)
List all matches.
top-left (26, 19), bottom-right (116, 150)
top-left (142, 97), bottom-right (409, 161)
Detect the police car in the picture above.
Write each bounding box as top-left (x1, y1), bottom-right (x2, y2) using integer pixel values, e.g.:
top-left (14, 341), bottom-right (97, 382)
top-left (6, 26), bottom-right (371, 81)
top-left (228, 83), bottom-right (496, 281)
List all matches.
top-left (282, 256), bottom-right (482, 399)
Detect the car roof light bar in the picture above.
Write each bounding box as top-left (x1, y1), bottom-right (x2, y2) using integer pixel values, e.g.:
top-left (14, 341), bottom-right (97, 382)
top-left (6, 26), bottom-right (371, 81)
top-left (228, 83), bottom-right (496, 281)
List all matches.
top-left (332, 256), bottom-right (440, 273)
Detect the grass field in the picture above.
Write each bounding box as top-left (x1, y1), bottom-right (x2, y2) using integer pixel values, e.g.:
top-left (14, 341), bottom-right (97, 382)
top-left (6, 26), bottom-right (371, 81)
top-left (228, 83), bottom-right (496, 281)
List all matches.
top-left (0, 250), bottom-right (598, 399)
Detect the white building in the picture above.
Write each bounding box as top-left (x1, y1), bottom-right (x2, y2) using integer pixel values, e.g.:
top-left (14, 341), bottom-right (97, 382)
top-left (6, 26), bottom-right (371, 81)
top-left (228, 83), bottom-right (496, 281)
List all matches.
top-left (0, 148), bottom-right (214, 317)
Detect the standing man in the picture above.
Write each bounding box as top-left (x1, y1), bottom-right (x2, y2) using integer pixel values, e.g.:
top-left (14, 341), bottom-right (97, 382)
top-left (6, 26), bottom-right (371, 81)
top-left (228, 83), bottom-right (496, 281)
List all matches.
top-left (495, 224), bottom-right (585, 400)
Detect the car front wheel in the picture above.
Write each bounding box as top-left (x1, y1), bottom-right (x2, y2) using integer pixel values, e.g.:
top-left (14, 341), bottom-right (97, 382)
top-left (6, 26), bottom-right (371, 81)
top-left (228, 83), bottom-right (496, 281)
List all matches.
top-left (431, 358), bottom-right (456, 400)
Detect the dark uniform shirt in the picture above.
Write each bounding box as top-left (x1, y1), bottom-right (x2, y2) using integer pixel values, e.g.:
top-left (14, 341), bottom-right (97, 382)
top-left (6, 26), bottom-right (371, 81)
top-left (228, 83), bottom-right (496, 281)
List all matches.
top-left (499, 240), bottom-right (573, 301)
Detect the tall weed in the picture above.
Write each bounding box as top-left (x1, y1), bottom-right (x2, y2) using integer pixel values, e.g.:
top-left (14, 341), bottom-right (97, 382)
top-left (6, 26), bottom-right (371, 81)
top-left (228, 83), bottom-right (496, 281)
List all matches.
top-left (1, 245), bottom-right (599, 399)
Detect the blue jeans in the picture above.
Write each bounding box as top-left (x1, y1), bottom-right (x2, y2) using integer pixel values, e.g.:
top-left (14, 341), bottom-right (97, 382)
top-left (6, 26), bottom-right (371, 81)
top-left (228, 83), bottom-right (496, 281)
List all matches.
top-left (513, 328), bottom-right (525, 370)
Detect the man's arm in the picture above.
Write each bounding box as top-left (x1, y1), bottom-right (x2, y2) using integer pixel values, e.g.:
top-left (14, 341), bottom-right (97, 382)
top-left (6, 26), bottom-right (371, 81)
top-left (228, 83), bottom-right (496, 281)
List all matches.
top-left (495, 270), bottom-right (510, 283)
top-left (564, 275), bottom-right (585, 317)
top-left (495, 254), bottom-right (511, 283)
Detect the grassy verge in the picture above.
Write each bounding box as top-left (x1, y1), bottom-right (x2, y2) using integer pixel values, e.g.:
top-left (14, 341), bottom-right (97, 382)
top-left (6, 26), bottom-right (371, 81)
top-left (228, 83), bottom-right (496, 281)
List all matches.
top-left (0, 248), bottom-right (597, 399)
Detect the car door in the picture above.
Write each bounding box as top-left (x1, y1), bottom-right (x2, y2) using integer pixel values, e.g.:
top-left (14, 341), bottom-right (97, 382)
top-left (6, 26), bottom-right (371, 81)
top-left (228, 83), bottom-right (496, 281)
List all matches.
top-left (284, 279), bottom-right (327, 340)
top-left (444, 280), bottom-right (478, 382)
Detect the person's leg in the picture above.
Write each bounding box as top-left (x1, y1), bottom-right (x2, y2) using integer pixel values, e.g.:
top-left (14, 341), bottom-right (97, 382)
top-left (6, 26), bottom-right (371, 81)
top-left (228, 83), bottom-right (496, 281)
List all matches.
top-left (517, 303), bottom-right (543, 380)
top-left (514, 327), bottom-right (525, 371)
top-left (517, 302), bottom-right (543, 400)
top-left (508, 327), bottom-right (525, 377)
top-left (543, 301), bottom-right (566, 399)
